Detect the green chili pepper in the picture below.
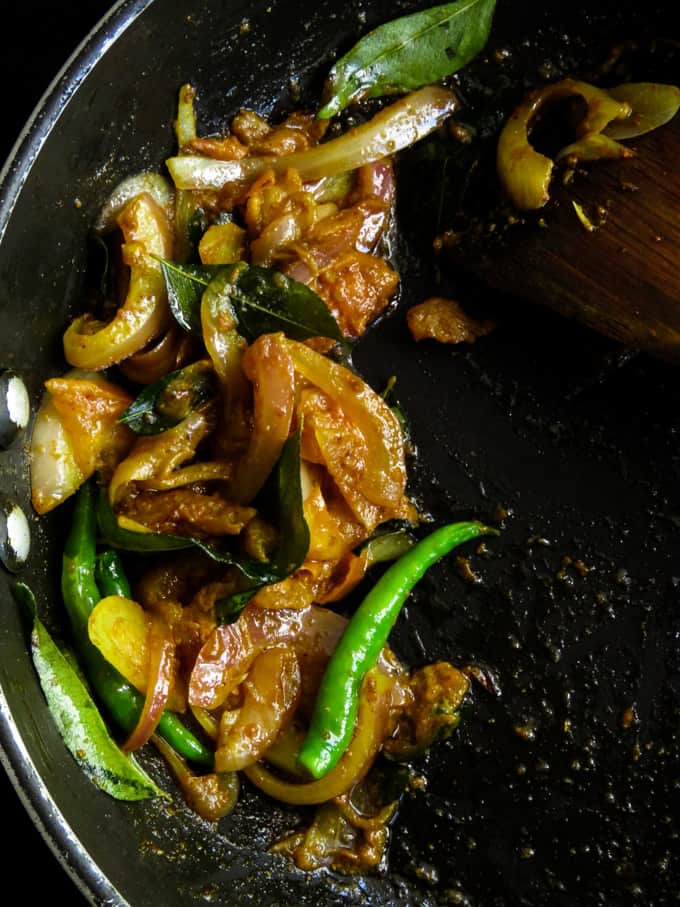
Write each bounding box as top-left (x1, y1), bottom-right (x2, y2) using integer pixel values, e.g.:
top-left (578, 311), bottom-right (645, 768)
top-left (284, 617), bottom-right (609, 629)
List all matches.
top-left (95, 549), bottom-right (132, 599)
top-left (297, 520), bottom-right (498, 779)
top-left (63, 482), bottom-right (213, 768)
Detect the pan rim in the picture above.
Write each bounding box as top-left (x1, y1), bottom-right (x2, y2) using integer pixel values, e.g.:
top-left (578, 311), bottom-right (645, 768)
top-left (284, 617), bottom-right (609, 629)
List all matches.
top-left (0, 2), bottom-right (154, 905)
top-left (0, 0), bottom-right (151, 244)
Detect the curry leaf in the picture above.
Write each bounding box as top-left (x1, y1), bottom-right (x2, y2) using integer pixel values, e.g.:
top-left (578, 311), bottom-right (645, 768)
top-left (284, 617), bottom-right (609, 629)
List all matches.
top-left (13, 583), bottom-right (163, 801)
top-left (216, 427), bottom-right (310, 622)
top-left (216, 263), bottom-right (345, 343)
top-left (160, 259), bottom-right (216, 334)
top-left (96, 429), bottom-right (309, 608)
top-left (161, 259), bottom-right (344, 343)
top-left (318, 0), bottom-right (497, 119)
top-left (119, 361), bottom-right (219, 435)
top-left (96, 491), bottom-right (272, 580)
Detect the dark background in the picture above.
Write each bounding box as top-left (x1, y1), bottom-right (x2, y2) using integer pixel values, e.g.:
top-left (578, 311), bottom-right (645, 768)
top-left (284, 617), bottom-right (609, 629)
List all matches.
top-left (1, 6), bottom-right (114, 904)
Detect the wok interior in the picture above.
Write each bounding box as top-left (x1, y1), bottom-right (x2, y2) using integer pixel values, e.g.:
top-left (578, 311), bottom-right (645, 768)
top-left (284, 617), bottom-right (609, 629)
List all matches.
top-left (0, 0), bottom-right (677, 904)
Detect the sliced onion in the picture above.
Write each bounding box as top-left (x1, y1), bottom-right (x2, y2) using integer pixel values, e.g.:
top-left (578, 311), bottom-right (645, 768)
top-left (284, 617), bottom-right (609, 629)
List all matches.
top-left (303, 392), bottom-right (382, 531)
top-left (307, 171), bottom-right (354, 204)
top-left (555, 132), bottom-right (633, 164)
top-left (301, 461), bottom-right (365, 562)
top-left (284, 338), bottom-right (406, 509)
top-left (94, 173), bottom-right (174, 234)
top-left (119, 325), bottom-right (190, 385)
top-left (214, 648), bottom-right (301, 772)
top-left (166, 86), bottom-right (459, 191)
top-left (137, 461), bottom-right (235, 492)
top-left (188, 603), bottom-right (347, 710)
top-left (250, 212), bottom-right (303, 266)
top-left (174, 83), bottom-right (198, 148)
top-left (88, 595), bottom-right (185, 711)
top-left (108, 408), bottom-right (211, 507)
top-left (497, 79), bottom-right (631, 210)
top-left (30, 369), bottom-right (134, 514)
top-left (64, 193), bottom-right (173, 370)
top-left (123, 615), bottom-right (175, 752)
top-left (230, 333), bottom-right (296, 504)
top-left (604, 82), bottom-right (680, 140)
top-left (45, 376), bottom-right (133, 477)
top-left (30, 391), bottom-right (84, 515)
top-left (153, 734), bottom-right (239, 822)
top-left (262, 721), bottom-right (308, 778)
top-left (189, 705), bottom-right (219, 741)
top-left (200, 269), bottom-right (251, 440)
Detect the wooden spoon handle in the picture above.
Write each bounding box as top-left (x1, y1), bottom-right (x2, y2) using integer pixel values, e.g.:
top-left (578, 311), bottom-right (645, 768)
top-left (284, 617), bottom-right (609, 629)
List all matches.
top-left (460, 116), bottom-right (680, 360)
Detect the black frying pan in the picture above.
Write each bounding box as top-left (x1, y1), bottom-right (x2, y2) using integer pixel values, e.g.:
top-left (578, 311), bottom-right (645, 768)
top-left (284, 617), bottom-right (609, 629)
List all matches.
top-left (0, 2), bottom-right (678, 906)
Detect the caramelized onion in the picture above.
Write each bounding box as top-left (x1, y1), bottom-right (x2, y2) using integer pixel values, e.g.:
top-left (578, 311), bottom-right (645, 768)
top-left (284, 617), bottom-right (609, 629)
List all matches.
top-left (136, 461), bottom-right (235, 492)
top-left (63, 193), bottom-right (173, 369)
top-left (188, 603), bottom-right (347, 710)
top-left (285, 338), bottom-right (407, 509)
top-left (215, 648), bottom-right (301, 772)
top-left (45, 376), bottom-right (133, 477)
top-left (230, 333), bottom-right (296, 504)
top-left (119, 325), bottom-right (194, 385)
top-left (123, 615), bottom-right (175, 752)
top-left (153, 734), bottom-right (239, 822)
top-left (108, 408), bottom-right (213, 507)
top-left (167, 87), bottom-right (459, 190)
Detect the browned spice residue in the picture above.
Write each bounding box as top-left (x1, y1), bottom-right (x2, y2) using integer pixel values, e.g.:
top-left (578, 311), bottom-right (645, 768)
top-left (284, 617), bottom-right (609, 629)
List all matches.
top-left (407, 297), bottom-right (495, 345)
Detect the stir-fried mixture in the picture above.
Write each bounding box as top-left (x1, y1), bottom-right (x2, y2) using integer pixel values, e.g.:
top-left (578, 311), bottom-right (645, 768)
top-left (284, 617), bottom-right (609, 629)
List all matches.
top-left (24, 0), bottom-right (679, 877)
top-left (26, 66), bottom-right (498, 872)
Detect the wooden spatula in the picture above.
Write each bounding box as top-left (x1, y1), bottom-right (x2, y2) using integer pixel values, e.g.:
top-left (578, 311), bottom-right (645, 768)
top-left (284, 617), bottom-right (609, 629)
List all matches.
top-left (453, 115), bottom-right (680, 361)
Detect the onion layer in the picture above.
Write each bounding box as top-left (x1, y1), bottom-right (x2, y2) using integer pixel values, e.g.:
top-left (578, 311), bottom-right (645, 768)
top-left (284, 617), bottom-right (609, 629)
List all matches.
top-left (45, 376), bottom-right (133, 477)
top-left (497, 79), bottom-right (631, 210)
top-left (63, 193), bottom-right (173, 369)
top-left (230, 333), bottom-right (296, 504)
top-left (188, 603), bottom-right (347, 710)
top-left (123, 615), bottom-right (175, 752)
top-left (88, 595), bottom-right (185, 712)
top-left (166, 86), bottom-right (459, 190)
top-left (215, 647), bottom-right (301, 772)
top-left (30, 372), bottom-right (133, 514)
top-left (244, 669), bottom-right (393, 805)
top-left (94, 173), bottom-right (174, 234)
top-left (108, 408), bottom-right (212, 507)
top-left (30, 392), bottom-right (84, 515)
top-left (604, 82), bottom-right (680, 140)
top-left (284, 337), bottom-right (407, 510)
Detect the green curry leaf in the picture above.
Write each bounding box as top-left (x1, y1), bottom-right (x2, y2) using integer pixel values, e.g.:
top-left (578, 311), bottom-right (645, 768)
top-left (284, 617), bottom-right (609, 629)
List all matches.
top-left (96, 490), bottom-right (271, 580)
top-left (96, 427), bottom-right (309, 620)
top-left (13, 583), bottom-right (164, 802)
top-left (215, 426), bottom-right (310, 622)
top-left (214, 263), bottom-right (345, 343)
top-left (161, 259), bottom-right (344, 343)
top-left (160, 259), bottom-right (216, 334)
top-left (119, 360), bottom-right (219, 435)
top-left (318, 0), bottom-right (497, 119)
